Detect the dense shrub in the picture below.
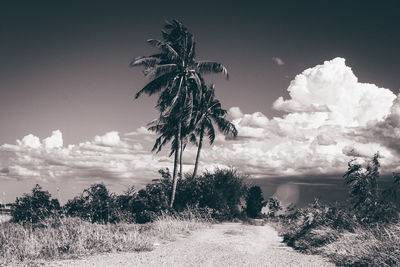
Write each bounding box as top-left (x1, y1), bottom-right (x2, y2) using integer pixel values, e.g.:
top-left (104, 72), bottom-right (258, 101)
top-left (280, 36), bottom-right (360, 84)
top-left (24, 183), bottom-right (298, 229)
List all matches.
top-left (65, 183), bottom-right (116, 223)
top-left (265, 197), bottom-right (282, 218)
top-left (175, 169), bottom-right (248, 220)
top-left (245, 186), bottom-right (266, 218)
top-left (11, 184), bottom-right (60, 224)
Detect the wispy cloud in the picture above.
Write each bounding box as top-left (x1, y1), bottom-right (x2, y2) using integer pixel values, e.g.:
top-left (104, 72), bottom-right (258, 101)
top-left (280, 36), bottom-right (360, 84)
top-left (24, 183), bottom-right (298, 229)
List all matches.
top-left (272, 57), bottom-right (285, 66)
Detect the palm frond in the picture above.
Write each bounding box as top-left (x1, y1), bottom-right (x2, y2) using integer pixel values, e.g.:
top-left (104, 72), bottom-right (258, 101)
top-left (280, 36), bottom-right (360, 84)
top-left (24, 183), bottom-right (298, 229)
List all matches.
top-left (147, 39), bottom-right (180, 60)
top-left (135, 72), bottom-right (175, 99)
top-left (130, 56), bottom-right (161, 68)
top-left (196, 61), bottom-right (229, 79)
top-left (148, 64), bottom-right (178, 79)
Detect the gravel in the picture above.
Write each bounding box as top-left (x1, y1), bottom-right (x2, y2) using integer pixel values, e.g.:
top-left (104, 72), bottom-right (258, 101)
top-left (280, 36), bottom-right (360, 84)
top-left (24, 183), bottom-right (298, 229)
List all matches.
top-left (45, 222), bottom-right (335, 267)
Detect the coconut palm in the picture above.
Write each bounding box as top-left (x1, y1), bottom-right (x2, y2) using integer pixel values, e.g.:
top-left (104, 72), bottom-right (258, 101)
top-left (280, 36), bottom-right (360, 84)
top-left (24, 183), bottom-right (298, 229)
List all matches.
top-left (192, 85), bottom-right (238, 179)
top-left (131, 20), bottom-right (228, 208)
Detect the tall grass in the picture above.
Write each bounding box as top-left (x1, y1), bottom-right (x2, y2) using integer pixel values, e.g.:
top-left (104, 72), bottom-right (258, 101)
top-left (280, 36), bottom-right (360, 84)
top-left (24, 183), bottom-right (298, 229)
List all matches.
top-left (319, 222), bottom-right (400, 266)
top-left (273, 199), bottom-right (400, 266)
top-left (0, 214), bottom-right (209, 266)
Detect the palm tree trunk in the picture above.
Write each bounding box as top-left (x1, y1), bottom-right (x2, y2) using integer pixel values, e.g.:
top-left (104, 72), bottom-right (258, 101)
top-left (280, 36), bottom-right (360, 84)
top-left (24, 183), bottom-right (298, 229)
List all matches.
top-left (179, 134), bottom-right (183, 178)
top-left (192, 125), bottom-right (204, 179)
top-left (170, 122), bottom-right (181, 208)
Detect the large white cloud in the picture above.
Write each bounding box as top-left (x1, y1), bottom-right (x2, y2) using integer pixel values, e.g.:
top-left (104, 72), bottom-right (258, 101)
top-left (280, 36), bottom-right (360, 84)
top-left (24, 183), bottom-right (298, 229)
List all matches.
top-left (1, 58), bottom-right (399, 183)
top-left (195, 58), bottom-right (399, 176)
top-left (273, 58), bottom-right (396, 127)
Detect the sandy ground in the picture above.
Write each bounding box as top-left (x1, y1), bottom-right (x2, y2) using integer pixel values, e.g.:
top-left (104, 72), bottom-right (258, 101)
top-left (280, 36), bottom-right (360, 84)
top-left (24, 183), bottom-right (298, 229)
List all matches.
top-left (45, 222), bottom-right (334, 267)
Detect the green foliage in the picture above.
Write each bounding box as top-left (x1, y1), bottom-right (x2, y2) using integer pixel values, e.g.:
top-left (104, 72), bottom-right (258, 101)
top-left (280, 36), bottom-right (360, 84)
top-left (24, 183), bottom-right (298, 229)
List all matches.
top-left (11, 184), bottom-right (60, 224)
top-left (245, 186), bottom-right (266, 218)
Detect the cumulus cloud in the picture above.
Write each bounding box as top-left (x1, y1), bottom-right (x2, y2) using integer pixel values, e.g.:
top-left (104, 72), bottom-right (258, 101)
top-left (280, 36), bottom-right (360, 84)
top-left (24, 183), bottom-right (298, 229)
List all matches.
top-left (0, 130), bottom-right (171, 183)
top-left (273, 58), bottom-right (396, 127)
top-left (191, 58), bottom-right (400, 177)
top-left (43, 130), bottom-right (63, 149)
top-left (272, 57), bottom-right (285, 66)
top-left (1, 58), bottom-right (399, 183)
top-left (94, 131), bottom-right (122, 147)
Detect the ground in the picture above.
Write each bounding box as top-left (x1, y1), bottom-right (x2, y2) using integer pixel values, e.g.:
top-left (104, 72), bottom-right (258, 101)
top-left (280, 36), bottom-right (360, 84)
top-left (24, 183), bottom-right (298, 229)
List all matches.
top-left (45, 222), bottom-right (334, 267)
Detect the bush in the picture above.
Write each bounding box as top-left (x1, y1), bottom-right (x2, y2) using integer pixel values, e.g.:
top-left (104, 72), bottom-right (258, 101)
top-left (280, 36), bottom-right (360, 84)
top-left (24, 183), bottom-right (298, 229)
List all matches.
top-left (265, 197), bottom-right (282, 218)
top-left (344, 153), bottom-right (400, 223)
top-left (282, 199), bottom-right (356, 251)
top-left (64, 183), bottom-right (116, 223)
top-left (245, 186), bottom-right (266, 218)
top-left (175, 169), bottom-right (248, 220)
top-left (11, 184), bottom-right (60, 224)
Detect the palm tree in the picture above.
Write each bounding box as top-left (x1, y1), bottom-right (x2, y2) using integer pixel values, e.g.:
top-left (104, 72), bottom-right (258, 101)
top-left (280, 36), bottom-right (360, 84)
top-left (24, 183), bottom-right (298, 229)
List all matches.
top-left (131, 20), bottom-right (228, 208)
top-left (191, 85), bottom-right (238, 179)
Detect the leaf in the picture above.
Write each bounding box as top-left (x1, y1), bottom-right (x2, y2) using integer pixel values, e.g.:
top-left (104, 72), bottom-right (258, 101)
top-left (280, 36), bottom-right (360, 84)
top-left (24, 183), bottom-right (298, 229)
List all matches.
top-left (135, 72), bottom-right (175, 99)
top-left (197, 61), bottom-right (229, 79)
top-left (147, 39), bottom-right (180, 60)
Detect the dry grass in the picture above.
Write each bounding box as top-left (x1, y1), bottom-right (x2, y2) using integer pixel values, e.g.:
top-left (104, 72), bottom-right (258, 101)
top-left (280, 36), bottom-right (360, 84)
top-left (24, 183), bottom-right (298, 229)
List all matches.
top-left (319, 222), bottom-right (400, 266)
top-left (0, 215), bottom-right (209, 266)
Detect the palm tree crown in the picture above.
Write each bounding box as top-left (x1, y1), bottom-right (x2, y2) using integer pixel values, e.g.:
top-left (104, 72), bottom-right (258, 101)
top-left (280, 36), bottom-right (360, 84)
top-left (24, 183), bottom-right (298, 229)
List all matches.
top-left (191, 85), bottom-right (238, 178)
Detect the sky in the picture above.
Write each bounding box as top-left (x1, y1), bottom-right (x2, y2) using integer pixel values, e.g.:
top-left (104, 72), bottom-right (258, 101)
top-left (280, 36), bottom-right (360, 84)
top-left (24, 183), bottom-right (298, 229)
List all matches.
top-left (1, 1), bottom-right (400, 204)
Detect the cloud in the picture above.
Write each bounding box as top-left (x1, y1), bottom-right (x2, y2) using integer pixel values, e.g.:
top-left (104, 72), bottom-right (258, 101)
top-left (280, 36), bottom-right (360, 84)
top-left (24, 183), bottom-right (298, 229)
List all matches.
top-left (272, 57), bottom-right (285, 66)
top-left (94, 131), bottom-right (123, 147)
top-left (16, 134), bottom-right (41, 149)
top-left (0, 130), bottom-right (171, 183)
top-left (272, 58), bottom-right (396, 127)
top-left (189, 58), bottom-right (400, 177)
top-left (1, 58), bottom-right (399, 183)
top-left (43, 130), bottom-right (63, 149)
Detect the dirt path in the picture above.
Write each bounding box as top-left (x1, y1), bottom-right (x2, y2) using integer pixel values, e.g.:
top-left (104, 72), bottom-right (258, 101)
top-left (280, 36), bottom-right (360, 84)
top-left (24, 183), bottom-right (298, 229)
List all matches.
top-left (46, 222), bottom-right (334, 267)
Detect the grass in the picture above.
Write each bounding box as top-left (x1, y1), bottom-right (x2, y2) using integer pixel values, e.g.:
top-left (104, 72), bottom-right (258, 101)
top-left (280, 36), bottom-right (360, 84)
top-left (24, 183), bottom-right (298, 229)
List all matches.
top-left (272, 206), bottom-right (400, 266)
top-left (0, 214), bottom-right (209, 266)
top-left (319, 223), bottom-right (400, 266)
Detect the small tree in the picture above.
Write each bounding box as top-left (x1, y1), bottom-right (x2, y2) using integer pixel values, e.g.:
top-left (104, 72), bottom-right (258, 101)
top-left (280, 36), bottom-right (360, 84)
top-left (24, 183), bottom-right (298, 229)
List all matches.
top-left (344, 153), bottom-right (400, 223)
top-left (12, 184), bottom-right (60, 224)
top-left (64, 183), bottom-right (114, 223)
top-left (245, 186), bottom-right (266, 218)
top-left (266, 197), bottom-right (282, 217)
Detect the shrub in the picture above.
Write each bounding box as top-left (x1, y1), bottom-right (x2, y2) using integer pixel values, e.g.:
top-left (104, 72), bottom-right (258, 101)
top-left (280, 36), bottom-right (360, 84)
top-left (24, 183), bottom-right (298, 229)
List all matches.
top-left (265, 197), bottom-right (282, 218)
top-left (245, 186), bottom-right (266, 218)
top-left (282, 199), bottom-right (356, 251)
top-left (175, 168), bottom-right (248, 220)
top-left (64, 183), bottom-right (115, 223)
top-left (131, 182), bottom-right (171, 223)
top-left (344, 153), bottom-right (400, 223)
top-left (11, 184), bottom-right (60, 224)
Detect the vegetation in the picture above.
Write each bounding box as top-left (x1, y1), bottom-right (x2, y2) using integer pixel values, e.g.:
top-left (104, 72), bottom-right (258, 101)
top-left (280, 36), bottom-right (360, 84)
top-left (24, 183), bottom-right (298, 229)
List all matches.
top-left (275, 154), bottom-right (400, 266)
top-left (11, 184), bottom-right (61, 224)
top-left (245, 186), bottom-right (266, 218)
top-left (2, 167), bottom-right (256, 265)
top-left (0, 213), bottom-right (208, 266)
top-left (131, 20), bottom-right (234, 208)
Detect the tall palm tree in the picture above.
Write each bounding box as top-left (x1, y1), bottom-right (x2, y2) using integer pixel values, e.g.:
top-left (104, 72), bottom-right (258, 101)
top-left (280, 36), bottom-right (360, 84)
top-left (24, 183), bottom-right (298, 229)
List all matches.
top-left (192, 85), bottom-right (238, 179)
top-left (131, 20), bottom-right (228, 208)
